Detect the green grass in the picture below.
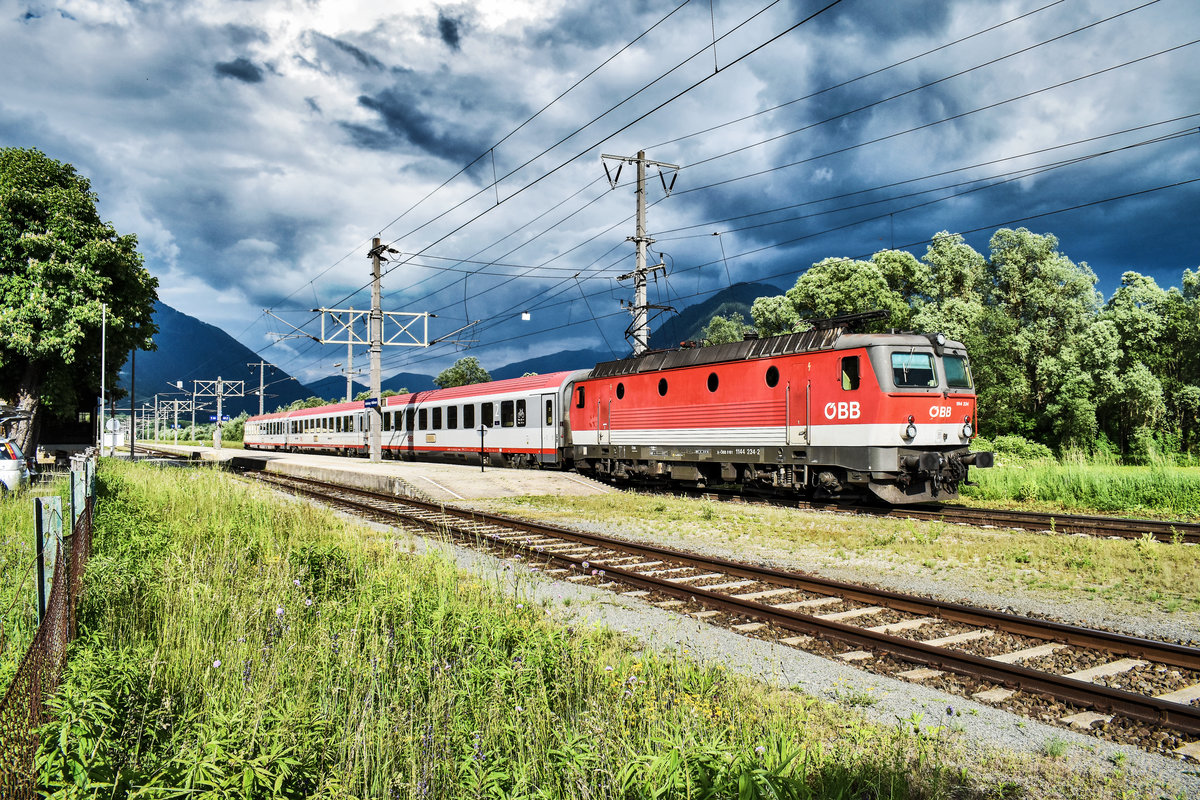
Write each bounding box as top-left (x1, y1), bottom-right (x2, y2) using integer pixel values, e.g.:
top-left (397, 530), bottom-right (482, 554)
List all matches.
top-left (37, 461), bottom-right (990, 799)
top-left (481, 493), bottom-right (1200, 612)
top-left (959, 459), bottom-right (1200, 520)
top-left (0, 478), bottom-right (71, 690)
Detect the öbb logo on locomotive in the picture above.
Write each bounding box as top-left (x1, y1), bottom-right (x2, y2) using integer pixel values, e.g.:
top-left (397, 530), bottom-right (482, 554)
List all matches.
top-left (243, 319), bottom-right (994, 505)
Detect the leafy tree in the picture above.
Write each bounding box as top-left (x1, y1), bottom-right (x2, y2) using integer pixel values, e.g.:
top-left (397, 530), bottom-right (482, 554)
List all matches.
top-left (222, 411), bottom-right (250, 442)
top-left (784, 256), bottom-right (909, 330)
top-left (434, 357), bottom-right (491, 389)
top-left (0, 147), bottom-right (158, 453)
top-left (353, 389), bottom-right (404, 401)
top-left (701, 312), bottom-right (751, 345)
top-left (750, 294), bottom-right (802, 337)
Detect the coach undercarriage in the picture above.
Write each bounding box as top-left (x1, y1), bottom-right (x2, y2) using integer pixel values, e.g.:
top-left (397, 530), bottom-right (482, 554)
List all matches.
top-left (573, 444), bottom-right (992, 504)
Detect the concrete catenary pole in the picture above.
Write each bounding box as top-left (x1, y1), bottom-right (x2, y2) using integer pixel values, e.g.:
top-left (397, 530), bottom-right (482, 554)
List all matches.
top-left (369, 239), bottom-right (383, 463)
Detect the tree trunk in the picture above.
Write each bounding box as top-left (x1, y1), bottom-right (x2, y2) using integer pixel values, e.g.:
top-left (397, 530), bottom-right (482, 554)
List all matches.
top-left (9, 359), bottom-right (43, 456)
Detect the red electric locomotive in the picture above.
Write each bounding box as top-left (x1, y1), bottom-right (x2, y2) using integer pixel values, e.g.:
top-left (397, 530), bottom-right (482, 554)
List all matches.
top-left (568, 315), bottom-right (992, 503)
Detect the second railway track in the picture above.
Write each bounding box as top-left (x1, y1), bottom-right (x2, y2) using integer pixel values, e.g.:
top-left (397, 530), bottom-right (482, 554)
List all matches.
top-left (246, 469), bottom-right (1200, 759)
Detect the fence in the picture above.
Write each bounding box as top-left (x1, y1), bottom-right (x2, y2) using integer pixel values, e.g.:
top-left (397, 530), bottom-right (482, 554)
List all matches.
top-left (0, 452), bottom-right (96, 799)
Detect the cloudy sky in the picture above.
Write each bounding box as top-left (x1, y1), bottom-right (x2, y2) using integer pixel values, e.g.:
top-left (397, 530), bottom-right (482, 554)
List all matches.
top-left (3, 0), bottom-right (1198, 384)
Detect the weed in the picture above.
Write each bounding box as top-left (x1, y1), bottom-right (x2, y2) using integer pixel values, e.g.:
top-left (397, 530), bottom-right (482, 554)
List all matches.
top-left (1042, 736), bottom-right (1069, 758)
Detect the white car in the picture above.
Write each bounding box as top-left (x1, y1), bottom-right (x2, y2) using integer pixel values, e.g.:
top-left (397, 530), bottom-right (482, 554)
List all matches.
top-left (0, 438), bottom-right (31, 492)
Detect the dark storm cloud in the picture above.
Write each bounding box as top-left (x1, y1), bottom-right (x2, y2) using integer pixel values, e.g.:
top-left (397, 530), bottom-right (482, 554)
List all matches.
top-left (437, 10), bottom-right (462, 50)
top-left (349, 86), bottom-right (489, 163)
top-left (214, 57), bottom-right (264, 83)
top-left (309, 32), bottom-right (384, 71)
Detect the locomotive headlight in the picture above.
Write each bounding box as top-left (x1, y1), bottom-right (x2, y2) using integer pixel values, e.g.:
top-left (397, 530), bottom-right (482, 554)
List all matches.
top-left (962, 414), bottom-right (973, 438)
top-left (904, 415), bottom-right (917, 440)
top-left (934, 332), bottom-right (947, 347)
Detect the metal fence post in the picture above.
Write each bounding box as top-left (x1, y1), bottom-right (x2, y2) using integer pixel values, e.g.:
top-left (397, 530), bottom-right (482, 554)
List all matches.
top-left (34, 496), bottom-right (62, 624)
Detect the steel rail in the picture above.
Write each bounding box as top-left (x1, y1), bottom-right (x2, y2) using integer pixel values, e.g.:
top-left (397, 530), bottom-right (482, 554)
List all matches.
top-left (691, 488), bottom-right (1200, 544)
top-left (251, 471), bottom-right (1200, 735)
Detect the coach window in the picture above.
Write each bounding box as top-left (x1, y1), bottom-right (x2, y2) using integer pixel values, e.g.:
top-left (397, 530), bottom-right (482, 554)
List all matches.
top-left (464, 404), bottom-right (475, 429)
top-left (482, 402), bottom-right (495, 426)
top-left (765, 365), bottom-right (780, 387)
top-left (448, 405), bottom-right (458, 429)
top-left (545, 399), bottom-right (553, 426)
top-left (841, 356), bottom-right (860, 391)
top-left (406, 409), bottom-right (415, 431)
top-left (501, 400), bottom-right (515, 427)
top-left (707, 372), bottom-right (719, 393)
top-left (616, 382), bottom-right (625, 400)
top-left (575, 386), bottom-right (585, 408)
top-left (516, 399), bottom-right (526, 427)
top-left (433, 407), bottom-right (442, 430)
top-left (382, 412), bottom-right (391, 432)
top-left (658, 378), bottom-right (668, 396)
top-left (419, 409), bottom-right (428, 430)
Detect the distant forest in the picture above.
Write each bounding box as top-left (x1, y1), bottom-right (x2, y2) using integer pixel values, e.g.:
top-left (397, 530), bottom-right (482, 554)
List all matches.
top-left (703, 227), bottom-right (1200, 461)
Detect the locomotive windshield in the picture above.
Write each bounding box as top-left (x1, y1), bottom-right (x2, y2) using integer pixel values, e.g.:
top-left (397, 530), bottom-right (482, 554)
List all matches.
top-left (891, 351), bottom-right (937, 388)
top-left (943, 355), bottom-right (973, 389)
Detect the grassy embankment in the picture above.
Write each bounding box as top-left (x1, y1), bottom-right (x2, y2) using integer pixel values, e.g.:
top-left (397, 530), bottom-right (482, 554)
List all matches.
top-left (959, 445), bottom-right (1200, 520)
top-left (30, 461), bottom-right (1157, 799)
top-left (478, 490), bottom-right (1200, 614)
top-left (0, 479), bottom-right (70, 690)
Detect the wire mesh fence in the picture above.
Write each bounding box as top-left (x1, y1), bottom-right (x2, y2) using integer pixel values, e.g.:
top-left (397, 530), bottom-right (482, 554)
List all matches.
top-left (0, 454), bottom-right (95, 799)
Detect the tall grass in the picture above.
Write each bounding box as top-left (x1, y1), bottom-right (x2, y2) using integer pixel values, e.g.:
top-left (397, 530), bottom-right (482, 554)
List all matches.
top-left (37, 462), bottom-right (976, 799)
top-left (960, 460), bottom-right (1200, 518)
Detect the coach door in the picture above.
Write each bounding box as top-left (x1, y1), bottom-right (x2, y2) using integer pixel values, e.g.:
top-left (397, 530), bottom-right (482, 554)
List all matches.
top-left (540, 393), bottom-right (556, 461)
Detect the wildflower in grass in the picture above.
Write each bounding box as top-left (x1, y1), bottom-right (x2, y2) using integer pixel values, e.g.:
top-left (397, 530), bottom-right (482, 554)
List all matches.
top-left (516, 603), bottom-right (524, 609)
top-left (276, 606), bottom-right (284, 617)
top-left (598, 569), bottom-right (605, 576)
top-left (755, 745), bottom-right (765, 755)
top-left (305, 598), bottom-right (312, 607)
top-left (605, 666), bottom-right (614, 672)
top-left (293, 579), bottom-right (301, 587)
top-left (515, 705), bottom-right (523, 713)
top-left (212, 659), bottom-right (221, 668)
top-left (590, 569), bottom-right (598, 576)
top-left (581, 561), bottom-right (589, 569)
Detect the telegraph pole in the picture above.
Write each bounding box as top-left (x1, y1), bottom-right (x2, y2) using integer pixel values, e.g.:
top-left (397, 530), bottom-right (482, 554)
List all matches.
top-left (601, 150), bottom-right (679, 355)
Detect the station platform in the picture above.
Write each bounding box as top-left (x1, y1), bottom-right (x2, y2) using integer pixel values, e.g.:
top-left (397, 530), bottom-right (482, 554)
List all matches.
top-left (127, 443), bottom-right (614, 502)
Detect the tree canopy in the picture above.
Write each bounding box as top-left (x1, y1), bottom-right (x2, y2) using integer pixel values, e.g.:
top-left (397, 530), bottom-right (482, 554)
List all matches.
top-left (709, 227), bottom-right (1200, 459)
top-left (434, 357), bottom-right (491, 389)
top-left (0, 147), bottom-right (158, 452)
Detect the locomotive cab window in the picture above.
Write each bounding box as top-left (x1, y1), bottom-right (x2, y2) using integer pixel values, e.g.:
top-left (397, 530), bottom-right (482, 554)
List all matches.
top-left (841, 356), bottom-right (860, 391)
top-left (943, 355), bottom-right (973, 389)
top-left (891, 351), bottom-right (937, 388)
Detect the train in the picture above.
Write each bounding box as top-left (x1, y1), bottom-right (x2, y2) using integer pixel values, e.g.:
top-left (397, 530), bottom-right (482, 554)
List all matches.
top-left (244, 316), bottom-right (993, 504)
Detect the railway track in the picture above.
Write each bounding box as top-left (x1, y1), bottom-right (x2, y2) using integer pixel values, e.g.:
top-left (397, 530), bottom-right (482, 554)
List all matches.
top-left (687, 488), bottom-right (1200, 545)
top-left (247, 469), bottom-right (1200, 758)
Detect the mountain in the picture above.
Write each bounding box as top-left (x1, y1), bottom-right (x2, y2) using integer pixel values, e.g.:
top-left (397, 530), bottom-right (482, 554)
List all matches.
top-left (490, 348), bottom-right (618, 379)
top-left (650, 282), bottom-right (782, 349)
top-left (117, 301), bottom-right (320, 417)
